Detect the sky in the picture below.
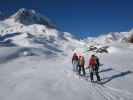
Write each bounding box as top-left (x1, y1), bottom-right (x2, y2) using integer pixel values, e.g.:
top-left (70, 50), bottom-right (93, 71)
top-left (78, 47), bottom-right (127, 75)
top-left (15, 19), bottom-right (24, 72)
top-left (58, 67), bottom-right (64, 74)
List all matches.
top-left (0, 0), bottom-right (133, 38)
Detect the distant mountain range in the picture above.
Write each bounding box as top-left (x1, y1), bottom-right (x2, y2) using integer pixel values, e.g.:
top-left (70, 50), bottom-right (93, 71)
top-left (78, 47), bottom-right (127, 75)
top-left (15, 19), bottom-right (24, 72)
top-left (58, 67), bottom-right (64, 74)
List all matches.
top-left (0, 8), bottom-right (132, 53)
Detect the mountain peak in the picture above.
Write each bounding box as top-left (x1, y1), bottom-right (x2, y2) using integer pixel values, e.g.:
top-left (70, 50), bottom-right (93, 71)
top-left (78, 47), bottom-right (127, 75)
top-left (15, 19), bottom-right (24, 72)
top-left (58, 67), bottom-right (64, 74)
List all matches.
top-left (10, 8), bottom-right (56, 28)
top-left (15, 8), bottom-right (36, 15)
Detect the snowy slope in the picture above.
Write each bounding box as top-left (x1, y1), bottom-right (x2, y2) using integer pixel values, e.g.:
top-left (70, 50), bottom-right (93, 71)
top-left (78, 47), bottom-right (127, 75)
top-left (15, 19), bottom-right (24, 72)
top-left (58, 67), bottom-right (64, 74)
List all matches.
top-left (0, 43), bottom-right (133, 100)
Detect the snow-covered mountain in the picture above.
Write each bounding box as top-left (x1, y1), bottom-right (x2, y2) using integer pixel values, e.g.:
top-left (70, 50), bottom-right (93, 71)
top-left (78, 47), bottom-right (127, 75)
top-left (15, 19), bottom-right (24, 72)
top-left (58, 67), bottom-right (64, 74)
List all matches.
top-left (0, 8), bottom-right (133, 55)
top-left (80, 30), bottom-right (133, 55)
top-left (0, 8), bottom-right (59, 37)
top-left (0, 8), bottom-right (83, 56)
top-left (10, 8), bottom-right (56, 28)
top-left (84, 30), bottom-right (133, 46)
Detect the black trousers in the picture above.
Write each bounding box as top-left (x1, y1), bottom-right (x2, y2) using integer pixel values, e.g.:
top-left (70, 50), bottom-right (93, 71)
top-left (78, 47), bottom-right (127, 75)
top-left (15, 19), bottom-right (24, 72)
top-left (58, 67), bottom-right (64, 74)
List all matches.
top-left (90, 66), bottom-right (100, 81)
top-left (78, 65), bottom-right (86, 76)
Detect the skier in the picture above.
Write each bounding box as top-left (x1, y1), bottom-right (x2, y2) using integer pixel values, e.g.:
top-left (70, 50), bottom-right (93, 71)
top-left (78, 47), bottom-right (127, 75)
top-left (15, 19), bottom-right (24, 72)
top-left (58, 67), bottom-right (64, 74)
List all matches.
top-left (78, 55), bottom-right (86, 76)
top-left (88, 55), bottom-right (100, 82)
top-left (72, 52), bottom-right (79, 72)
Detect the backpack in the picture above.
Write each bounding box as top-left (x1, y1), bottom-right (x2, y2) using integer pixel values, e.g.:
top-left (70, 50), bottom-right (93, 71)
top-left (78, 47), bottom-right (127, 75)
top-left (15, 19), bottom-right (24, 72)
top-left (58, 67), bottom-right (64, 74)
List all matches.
top-left (89, 57), bottom-right (96, 65)
top-left (72, 54), bottom-right (78, 61)
top-left (79, 56), bottom-right (85, 65)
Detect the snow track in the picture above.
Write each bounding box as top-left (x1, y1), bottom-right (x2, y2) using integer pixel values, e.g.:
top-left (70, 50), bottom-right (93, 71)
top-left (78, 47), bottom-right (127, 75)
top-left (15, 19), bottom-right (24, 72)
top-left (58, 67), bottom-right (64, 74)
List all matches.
top-left (65, 69), bottom-right (133, 100)
top-left (93, 84), bottom-right (133, 100)
top-left (71, 72), bottom-right (133, 100)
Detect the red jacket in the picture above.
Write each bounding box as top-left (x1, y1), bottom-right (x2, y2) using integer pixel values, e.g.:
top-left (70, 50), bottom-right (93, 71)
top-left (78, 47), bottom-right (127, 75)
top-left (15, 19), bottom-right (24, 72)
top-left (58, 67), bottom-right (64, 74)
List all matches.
top-left (89, 57), bottom-right (96, 65)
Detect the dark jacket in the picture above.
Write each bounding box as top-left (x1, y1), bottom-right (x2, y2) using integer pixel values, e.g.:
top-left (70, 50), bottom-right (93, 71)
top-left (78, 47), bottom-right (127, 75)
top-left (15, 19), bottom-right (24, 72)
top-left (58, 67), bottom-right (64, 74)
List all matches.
top-left (72, 53), bottom-right (78, 63)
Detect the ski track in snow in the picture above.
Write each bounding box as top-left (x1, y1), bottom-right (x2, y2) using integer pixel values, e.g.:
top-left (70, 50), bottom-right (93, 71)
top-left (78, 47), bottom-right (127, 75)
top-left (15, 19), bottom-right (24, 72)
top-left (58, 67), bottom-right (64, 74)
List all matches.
top-left (72, 71), bottom-right (133, 100)
top-left (67, 64), bottom-right (133, 100)
top-left (94, 84), bottom-right (131, 100)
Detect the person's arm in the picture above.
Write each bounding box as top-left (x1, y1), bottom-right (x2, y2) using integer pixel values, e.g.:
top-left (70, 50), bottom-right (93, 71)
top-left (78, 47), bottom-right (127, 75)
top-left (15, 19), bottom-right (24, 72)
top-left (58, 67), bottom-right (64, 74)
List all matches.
top-left (89, 58), bottom-right (92, 65)
top-left (72, 58), bottom-right (74, 64)
top-left (87, 59), bottom-right (91, 68)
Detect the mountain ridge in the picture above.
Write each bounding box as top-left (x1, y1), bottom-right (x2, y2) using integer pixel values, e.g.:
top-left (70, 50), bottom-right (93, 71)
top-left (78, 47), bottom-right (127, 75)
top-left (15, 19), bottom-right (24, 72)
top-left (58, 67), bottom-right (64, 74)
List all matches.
top-left (0, 8), bottom-right (132, 53)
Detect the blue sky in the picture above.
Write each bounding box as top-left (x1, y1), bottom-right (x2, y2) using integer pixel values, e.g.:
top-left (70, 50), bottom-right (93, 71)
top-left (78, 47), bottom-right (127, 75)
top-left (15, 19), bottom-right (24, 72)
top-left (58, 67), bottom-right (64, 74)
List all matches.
top-left (0, 0), bottom-right (133, 38)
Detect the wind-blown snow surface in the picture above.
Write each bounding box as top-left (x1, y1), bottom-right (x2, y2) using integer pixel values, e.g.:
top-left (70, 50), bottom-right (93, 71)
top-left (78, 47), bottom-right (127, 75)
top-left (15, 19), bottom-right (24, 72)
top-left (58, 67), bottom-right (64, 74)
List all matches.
top-left (0, 43), bottom-right (133, 100)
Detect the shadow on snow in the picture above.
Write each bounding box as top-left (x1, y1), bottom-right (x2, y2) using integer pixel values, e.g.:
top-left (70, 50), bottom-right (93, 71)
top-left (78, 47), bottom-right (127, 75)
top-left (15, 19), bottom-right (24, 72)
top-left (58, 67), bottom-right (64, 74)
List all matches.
top-left (100, 70), bottom-right (133, 85)
top-left (99, 68), bottom-right (113, 73)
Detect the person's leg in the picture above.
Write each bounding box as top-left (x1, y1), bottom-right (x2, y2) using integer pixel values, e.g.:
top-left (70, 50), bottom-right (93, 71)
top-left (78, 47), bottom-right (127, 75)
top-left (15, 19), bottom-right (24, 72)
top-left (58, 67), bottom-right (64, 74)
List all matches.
top-left (72, 60), bottom-right (75, 71)
top-left (82, 65), bottom-right (86, 76)
top-left (96, 64), bottom-right (100, 72)
top-left (78, 65), bottom-right (81, 75)
top-left (74, 61), bottom-right (77, 71)
top-left (76, 61), bottom-right (79, 72)
top-left (97, 65), bottom-right (99, 71)
top-left (73, 61), bottom-right (78, 72)
top-left (90, 66), bottom-right (94, 81)
top-left (95, 67), bottom-right (100, 81)
top-left (90, 72), bottom-right (93, 81)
